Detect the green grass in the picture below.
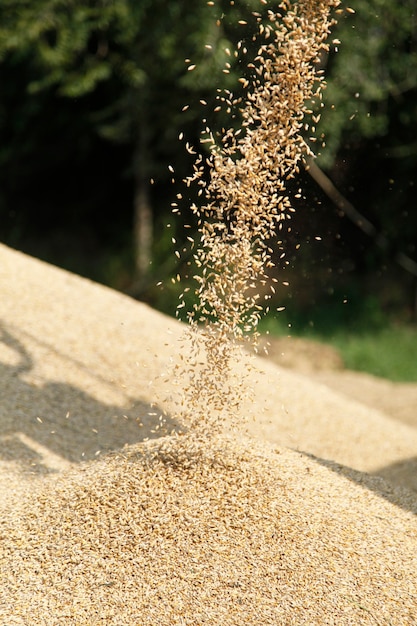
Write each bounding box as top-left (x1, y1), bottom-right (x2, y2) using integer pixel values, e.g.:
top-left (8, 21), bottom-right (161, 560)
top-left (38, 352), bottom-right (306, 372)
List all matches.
top-left (259, 313), bottom-right (417, 383)
top-left (325, 326), bottom-right (417, 382)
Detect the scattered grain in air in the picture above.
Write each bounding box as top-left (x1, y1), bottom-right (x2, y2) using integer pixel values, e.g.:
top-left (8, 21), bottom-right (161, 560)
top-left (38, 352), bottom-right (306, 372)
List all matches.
top-left (182, 105), bottom-right (190, 111)
top-left (188, 64), bottom-right (196, 71)
top-left (346, 7), bottom-right (355, 13)
top-left (36, 417), bottom-right (43, 423)
top-left (205, 44), bottom-right (213, 50)
top-left (168, 165), bottom-right (175, 173)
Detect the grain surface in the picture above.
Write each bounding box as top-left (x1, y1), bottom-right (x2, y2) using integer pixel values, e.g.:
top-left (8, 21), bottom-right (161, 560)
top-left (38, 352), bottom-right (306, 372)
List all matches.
top-left (0, 243), bottom-right (417, 625)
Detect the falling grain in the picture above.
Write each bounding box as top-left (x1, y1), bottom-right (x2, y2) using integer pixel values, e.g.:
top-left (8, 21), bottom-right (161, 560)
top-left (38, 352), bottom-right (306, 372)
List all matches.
top-left (175, 0), bottom-right (341, 435)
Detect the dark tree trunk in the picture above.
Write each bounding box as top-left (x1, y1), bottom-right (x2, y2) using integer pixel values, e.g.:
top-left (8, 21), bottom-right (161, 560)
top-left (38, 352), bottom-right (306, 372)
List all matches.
top-left (133, 172), bottom-right (153, 283)
top-left (132, 117), bottom-right (153, 289)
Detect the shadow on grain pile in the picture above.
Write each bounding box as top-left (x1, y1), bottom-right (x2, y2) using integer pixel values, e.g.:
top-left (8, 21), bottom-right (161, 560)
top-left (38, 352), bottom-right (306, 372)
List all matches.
top-left (299, 450), bottom-right (417, 516)
top-left (0, 323), bottom-right (180, 470)
top-left (1, 433), bottom-right (416, 625)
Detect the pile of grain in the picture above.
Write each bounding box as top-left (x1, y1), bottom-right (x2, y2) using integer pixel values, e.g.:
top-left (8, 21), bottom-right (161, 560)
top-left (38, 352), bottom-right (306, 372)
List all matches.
top-left (1, 433), bottom-right (416, 625)
top-left (2, 243), bottom-right (417, 498)
top-left (1, 243), bottom-right (417, 624)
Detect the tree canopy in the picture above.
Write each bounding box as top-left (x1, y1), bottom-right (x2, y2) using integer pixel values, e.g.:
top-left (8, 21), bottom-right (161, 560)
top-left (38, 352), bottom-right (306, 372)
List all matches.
top-left (0, 0), bottom-right (416, 321)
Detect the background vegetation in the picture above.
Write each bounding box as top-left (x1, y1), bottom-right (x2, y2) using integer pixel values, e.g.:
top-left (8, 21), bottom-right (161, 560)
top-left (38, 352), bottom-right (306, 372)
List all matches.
top-left (0, 0), bottom-right (416, 379)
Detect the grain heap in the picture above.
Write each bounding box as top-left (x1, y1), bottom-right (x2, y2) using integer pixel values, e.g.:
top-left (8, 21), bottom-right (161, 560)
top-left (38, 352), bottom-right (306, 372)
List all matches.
top-left (1, 434), bottom-right (417, 625)
top-left (175, 0), bottom-right (340, 433)
top-left (1, 245), bottom-right (417, 623)
top-left (1, 1), bottom-right (417, 625)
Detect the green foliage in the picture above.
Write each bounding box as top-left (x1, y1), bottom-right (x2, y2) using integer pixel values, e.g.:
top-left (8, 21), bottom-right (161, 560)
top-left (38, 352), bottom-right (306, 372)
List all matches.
top-left (0, 1), bottom-right (139, 92)
top-left (329, 325), bottom-right (417, 382)
top-left (260, 311), bottom-right (417, 382)
top-left (0, 0), bottom-right (416, 324)
top-left (0, 0), bottom-right (238, 139)
top-left (318, 0), bottom-right (417, 165)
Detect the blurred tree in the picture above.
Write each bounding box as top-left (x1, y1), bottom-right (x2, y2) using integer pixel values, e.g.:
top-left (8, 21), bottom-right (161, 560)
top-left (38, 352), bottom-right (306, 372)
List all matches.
top-left (305, 0), bottom-right (417, 317)
top-left (0, 0), bottom-right (260, 286)
top-left (2, 0), bottom-right (415, 319)
top-left (318, 0), bottom-right (417, 165)
top-left (318, 1), bottom-right (417, 247)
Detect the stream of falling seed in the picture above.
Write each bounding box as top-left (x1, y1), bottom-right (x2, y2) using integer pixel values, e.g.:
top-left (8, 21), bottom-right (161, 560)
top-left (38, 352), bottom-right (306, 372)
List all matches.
top-left (166, 1), bottom-right (343, 434)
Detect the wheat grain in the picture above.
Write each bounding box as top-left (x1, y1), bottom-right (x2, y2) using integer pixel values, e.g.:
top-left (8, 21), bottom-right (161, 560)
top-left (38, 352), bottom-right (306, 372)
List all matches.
top-left (1, 434), bottom-right (416, 625)
top-left (175, 0), bottom-right (340, 435)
